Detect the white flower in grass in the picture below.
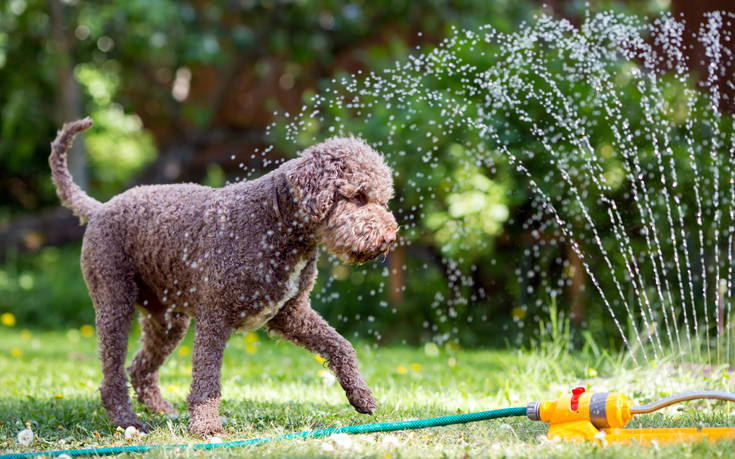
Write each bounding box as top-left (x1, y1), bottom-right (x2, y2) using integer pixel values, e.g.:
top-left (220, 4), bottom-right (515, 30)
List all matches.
top-left (58, 454), bottom-right (72, 459)
top-left (319, 369), bottom-right (336, 387)
top-left (330, 433), bottom-right (353, 449)
top-left (536, 434), bottom-right (553, 444)
top-left (209, 436), bottom-right (223, 444)
top-left (321, 441), bottom-right (335, 452)
top-left (380, 434), bottom-right (401, 448)
top-left (17, 428), bottom-right (34, 446)
top-left (124, 426), bottom-right (139, 439)
top-left (593, 430), bottom-right (608, 446)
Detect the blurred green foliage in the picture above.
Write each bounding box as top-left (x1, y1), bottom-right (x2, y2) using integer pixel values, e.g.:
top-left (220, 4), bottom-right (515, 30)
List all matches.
top-left (0, 245), bottom-right (94, 328)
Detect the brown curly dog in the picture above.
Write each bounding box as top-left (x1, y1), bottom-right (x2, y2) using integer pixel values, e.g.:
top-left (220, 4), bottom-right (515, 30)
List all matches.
top-left (50, 118), bottom-right (398, 436)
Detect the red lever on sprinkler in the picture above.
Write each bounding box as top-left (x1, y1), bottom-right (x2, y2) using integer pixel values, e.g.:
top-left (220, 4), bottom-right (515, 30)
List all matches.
top-left (570, 386), bottom-right (585, 411)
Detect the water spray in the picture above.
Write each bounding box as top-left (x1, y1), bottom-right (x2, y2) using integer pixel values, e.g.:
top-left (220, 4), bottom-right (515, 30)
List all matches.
top-left (3, 387), bottom-right (733, 458)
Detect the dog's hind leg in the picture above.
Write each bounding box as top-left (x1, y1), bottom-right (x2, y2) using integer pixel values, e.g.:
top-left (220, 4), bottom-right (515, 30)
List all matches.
top-left (81, 237), bottom-right (146, 431)
top-left (128, 309), bottom-right (190, 415)
top-left (268, 292), bottom-right (378, 415)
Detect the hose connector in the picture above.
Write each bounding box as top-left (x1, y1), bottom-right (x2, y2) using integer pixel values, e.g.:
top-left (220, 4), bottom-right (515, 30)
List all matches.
top-left (526, 401), bottom-right (541, 421)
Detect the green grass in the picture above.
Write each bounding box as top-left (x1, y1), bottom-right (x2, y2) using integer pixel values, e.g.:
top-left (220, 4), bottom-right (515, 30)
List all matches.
top-left (0, 326), bottom-right (734, 458)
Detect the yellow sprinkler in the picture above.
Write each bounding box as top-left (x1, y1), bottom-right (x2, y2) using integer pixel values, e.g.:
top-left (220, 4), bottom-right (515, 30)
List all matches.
top-left (526, 387), bottom-right (735, 444)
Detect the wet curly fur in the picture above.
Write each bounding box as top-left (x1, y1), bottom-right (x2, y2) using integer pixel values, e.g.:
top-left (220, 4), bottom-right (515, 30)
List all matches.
top-left (49, 118), bottom-right (398, 436)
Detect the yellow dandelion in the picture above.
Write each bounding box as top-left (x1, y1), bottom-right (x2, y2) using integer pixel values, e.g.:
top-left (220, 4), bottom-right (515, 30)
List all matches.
top-left (396, 365), bottom-right (407, 375)
top-left (246, 343), bottom-right (256, 355)
top-left (55, 393), bottom-right (64, 399)
top-left (410, 363), bottom-right (421, 372)
top-left (511, 306), bottom-right (526, 321)
top-left (317, 369), bottom-right (329, 377)
top-left (10, 348), bottom-right (22, 358)
top-left (178, 345), bottom-right (190, 356)
top-left (20, 329), bottom-right (32, 340)
top-left (1, 312), bottom-right (16, 327)
top-left (168, 385), bottom-right (176, 392)
top-left (80, 325), bottom-right (95, 338)
top-left (245, 332), bottom-right (259, 344)
top-left (314, 354), bottom-right (326, 364)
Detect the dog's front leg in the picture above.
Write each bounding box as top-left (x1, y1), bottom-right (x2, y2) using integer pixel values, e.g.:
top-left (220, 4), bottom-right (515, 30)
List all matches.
top-left (187, 314), bottom-right (232, 437)
top-left (268, 292), bottom-right (378, 414)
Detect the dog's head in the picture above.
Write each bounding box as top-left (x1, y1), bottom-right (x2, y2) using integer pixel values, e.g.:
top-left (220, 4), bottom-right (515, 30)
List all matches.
top-left (286, 136), bottom-right (398, 264)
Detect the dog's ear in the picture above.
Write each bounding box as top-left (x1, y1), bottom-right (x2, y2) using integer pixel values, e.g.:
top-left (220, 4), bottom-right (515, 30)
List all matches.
top-left (286, 146), bottom-right (342, 222)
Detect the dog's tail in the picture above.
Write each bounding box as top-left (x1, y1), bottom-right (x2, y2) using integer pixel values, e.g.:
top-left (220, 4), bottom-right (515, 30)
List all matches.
top-left (49, 117), bottom-right (102, 223)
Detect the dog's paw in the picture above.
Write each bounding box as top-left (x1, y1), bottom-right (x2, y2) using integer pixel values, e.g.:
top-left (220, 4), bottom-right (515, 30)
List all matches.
top-left (188, 420), bottom-right (225, 438)
top-left (188, 398), bottom-right (225, 437)
top-left (346, 385), bottom-right (378, 414)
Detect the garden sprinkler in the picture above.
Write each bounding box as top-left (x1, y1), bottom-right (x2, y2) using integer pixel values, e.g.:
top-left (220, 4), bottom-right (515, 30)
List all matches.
top-left (526, 387), bottom-right (735, 444)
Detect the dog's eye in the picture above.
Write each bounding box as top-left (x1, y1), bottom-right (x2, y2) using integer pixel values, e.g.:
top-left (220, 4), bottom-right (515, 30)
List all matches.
top-left (350, 192), bottom-right (367, 206)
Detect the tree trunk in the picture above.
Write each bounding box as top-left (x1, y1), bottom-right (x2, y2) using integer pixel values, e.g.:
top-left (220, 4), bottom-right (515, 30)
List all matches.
top-left (49, 0), bottom-right (87, 189)
top-left (567, 245), bottom-right (586, 326)
top-left (671, 0), bottom-right (735, 113)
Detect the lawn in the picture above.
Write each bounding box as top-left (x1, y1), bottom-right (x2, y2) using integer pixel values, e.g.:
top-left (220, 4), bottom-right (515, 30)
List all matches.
top-left (0, 326), bottom-right (734, 458)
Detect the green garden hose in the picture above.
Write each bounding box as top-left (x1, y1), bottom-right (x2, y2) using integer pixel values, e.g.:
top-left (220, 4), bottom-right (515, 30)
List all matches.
top-left (1, 407), bottom-right (527, 458)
